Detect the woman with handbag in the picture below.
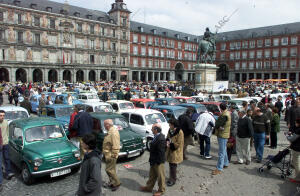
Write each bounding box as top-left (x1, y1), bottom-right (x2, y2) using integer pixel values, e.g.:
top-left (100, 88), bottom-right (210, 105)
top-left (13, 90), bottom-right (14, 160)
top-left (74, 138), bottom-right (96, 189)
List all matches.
top-left (166, 118), bottom-right (184, 187)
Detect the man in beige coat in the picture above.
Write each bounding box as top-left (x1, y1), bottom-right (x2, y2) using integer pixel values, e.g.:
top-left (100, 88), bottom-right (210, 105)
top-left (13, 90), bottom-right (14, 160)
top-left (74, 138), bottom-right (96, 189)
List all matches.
top-left (103, 119), bottom-right (121, 191)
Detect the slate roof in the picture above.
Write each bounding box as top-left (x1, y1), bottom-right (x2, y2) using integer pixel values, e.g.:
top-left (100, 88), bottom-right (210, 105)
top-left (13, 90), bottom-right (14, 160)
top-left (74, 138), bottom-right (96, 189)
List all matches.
top-left (0, 0), bottom-right (113, 23)
top-left (131, 21), bottom-right (200, 43)
top-left (216, 22), bottom-right (300, 42)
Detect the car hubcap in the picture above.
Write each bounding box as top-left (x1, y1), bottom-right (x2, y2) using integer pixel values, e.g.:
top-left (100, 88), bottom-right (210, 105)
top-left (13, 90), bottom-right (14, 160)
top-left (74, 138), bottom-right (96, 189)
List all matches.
top-left (22, 167), bottom-right (29, 181)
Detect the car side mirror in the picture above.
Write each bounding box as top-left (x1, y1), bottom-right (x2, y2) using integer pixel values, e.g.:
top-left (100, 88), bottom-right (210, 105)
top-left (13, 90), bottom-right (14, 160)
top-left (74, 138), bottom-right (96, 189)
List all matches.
top-left (16, 137), bottom-right (23, 146)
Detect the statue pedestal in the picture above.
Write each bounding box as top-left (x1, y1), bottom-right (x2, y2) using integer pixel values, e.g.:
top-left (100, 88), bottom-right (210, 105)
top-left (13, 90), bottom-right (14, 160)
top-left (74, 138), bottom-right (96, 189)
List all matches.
top-left (194, 63), bottom-right (218, 91)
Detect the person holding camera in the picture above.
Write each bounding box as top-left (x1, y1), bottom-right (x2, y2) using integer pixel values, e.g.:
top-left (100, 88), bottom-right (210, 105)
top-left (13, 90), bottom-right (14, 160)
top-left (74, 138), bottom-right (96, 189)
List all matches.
top-left (165, 118), bottom-right (184, 187)
top-left (140, 123), bottom-right (166, 196)
top-left (212, 103), bottom-right (231, 175)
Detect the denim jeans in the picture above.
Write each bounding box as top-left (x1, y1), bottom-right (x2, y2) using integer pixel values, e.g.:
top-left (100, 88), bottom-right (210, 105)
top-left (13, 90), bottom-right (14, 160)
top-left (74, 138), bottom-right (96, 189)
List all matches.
top-left (253, 132), bottom-right (265, 161)
top-left (3, 145), bottom-right (12, 175)
top-left (0, 147), bottom-right (2, 185)
top-left (217, 137), bottom-right (229, 171)
top-left (199, 134), bottom-right (210, 156)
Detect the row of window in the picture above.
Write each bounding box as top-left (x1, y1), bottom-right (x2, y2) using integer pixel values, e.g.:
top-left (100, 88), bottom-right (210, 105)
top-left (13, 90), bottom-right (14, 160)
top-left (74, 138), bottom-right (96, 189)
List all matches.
top-left (221, 47), bottom-right (298, 60)
top-left (0, 11), bottom-right (126, 38)
top-left (132, 46), bottom-right (196, 60)
top-left (234, 60), bottom-right (298, 70)
top-left (132, 58), bottom-right (193, 70)
top-left (221, 36), bottom-right (298, 50)
top-left (132, 34), bottom-right (197, 51)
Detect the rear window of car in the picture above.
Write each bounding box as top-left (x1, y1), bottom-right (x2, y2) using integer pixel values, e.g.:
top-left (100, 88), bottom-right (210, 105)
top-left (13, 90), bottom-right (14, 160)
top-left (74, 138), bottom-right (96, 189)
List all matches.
top-left (145, 113), bottom-right (166, 125)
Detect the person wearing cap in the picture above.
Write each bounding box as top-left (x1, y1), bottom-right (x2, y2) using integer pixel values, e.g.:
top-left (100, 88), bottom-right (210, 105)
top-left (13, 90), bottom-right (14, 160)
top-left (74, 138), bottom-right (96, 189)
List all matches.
top-left (252, 107), bottom-right (270, 163)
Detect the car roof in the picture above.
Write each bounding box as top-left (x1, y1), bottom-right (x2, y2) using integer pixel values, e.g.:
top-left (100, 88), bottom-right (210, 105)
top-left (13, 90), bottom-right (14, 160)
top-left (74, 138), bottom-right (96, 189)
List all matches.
top-left (13, 117), bottom-right (61, 130)
top-left (178, 103), bottom-right (205, 107)
top-left (0, 106), bottom-right (28, 112)
top-left (121, 109), bottom-right (163, 115)
top-left (82, 102), bottom-right (110, 107)
top-left (106, 100), bottom-right (133, 104)
top-left (155, 98), bottom-right (175, 101)
top-left (152, 105), bottom-right (186, 110)
top-left (90, 112), bottom-right (123, 120)
top-left (131, 98), bottom-right (154, 102)
top-left (44, 104), bottom-right (73, 109)
top-left (201, 102), bottom-right (221, 105)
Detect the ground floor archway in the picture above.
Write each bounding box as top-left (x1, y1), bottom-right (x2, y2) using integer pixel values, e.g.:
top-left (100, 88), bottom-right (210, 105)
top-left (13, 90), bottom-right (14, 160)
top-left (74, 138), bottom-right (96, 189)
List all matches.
top-left (0, 68), bottom-right (9, 82)
top-left (175, 63), bottom-right (184, 81)
top-left (111, 71), bottom-right (116, 81)
top-left (16, 68), bottom-right (27, 83)
top-left (76, 70), bottom-right (84, 82)
top-left (89, 70), bottom-right (96, 81)
top-left (48, 69), bottom-right (58, 82)
top-left (33, 69), bottom-right (43, 82)
top-left (63, 70), bottom-right (72, 82)
top-left (100, 71), bottom-right (107, 81)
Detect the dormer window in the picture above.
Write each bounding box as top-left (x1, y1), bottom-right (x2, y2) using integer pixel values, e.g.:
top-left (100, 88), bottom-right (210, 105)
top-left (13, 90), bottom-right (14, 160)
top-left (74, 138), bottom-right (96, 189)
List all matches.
top-left (163, 32), bottom-right (168, 36)
top-left (175, 34), bottom-right (180, 39)
top-left (13, 0), bottom-right (21, 6)
top-left (74, 12), bottom-right (80, 17)
top-left (86, 14), bottom-right (92, 19)
top-left (97, 16), bottom-right (103, 21)
top-left (30, 3), bottom-right (37, 9)
top-left (46, 7), bottom-right (52, 12)
top-left (186, 36), bottom-right (190, 41)
top-left (110, 19), bottom-right (114, 24)
top-left (138, 26), bottom-right (144, 32)
top-left (152, 29), bottom-right (157, 34)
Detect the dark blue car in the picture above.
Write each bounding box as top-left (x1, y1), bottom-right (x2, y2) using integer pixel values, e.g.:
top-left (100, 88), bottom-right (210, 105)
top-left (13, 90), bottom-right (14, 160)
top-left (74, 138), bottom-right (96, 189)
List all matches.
top-left (151, 105), bottom-right (187, 120)
top-left (154, 98), bottom-right (180, 106)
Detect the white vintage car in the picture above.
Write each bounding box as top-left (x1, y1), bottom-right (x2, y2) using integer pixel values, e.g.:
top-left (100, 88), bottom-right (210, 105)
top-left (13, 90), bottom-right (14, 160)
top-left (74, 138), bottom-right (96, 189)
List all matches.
top-left (77, 102), bottom-right (114, 113)
top-left (78, 92), bottom-right (100, 103)
top-left (121, 109), bottom-right (169, 150)
top-left (0, 106), bottom-right (30, 123)
top-left (106, 100), bottom-right (135, 114)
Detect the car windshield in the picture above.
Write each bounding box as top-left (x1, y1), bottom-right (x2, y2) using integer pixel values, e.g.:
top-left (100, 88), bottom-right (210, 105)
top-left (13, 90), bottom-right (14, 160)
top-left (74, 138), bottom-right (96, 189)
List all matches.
top-left (186, 99), bottom-right (195, 103)
top-left (119, 102), bottom-right (134, 109)
top-left (174, 109), bottom-right (187, 119)
top-left (88, 94), bottom-right (98, 99)
top-left (169, 99), bottom-right (179, 105)
top-left (101, 117), bottom-right (129, 132)
top-left (5, 111), bottom-right (28, 120)
top-left (25, 125), bottom-right (64, 142)
top-left (145, 113), bottom-right (166, 125)
top-left (72, 94), bottom-right (78, 99)
top-left (56, 107), bottom-right (74, 117)
top-left (95, 105), bottom-right (113, 113)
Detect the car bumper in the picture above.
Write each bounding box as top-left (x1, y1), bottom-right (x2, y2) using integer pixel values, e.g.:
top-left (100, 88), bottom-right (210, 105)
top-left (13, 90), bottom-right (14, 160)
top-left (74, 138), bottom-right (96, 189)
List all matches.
top-left (118, 147), bottom-right (146, 158)
top-left (31, 161), bottom-right (81, 177)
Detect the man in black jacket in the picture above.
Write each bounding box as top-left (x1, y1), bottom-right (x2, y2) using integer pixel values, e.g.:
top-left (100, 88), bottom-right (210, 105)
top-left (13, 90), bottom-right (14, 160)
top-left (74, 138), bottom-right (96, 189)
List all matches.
top-left (140, 124), bottom-right (166, 196)
top-left (287, 97), bottom-right (300, 132)
top-left (178, 108), bottom-right (194, 160)
top-left (235, 110), bottom-right (254, 165)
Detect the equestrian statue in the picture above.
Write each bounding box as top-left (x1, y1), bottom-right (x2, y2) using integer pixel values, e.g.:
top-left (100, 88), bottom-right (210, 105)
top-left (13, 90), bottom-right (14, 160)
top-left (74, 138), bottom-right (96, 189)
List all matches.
top-left (196, 27), bottom-right (217, 64)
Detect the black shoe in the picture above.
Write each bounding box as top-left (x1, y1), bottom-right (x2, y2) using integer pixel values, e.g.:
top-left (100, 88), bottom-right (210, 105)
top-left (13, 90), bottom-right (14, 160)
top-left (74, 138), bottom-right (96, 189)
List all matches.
top-left (103, 182), bottom-right (113, 189)
top-left (6, 173), bottom-right (14, 180)
top-left (167, 181), bottom-right (175, 187)
top-left (0, 184), bottom-right (2, 192)
top-left (256, 160), bottom-right (262, 163)
top-left (111, 184), bottom-right (120, 191)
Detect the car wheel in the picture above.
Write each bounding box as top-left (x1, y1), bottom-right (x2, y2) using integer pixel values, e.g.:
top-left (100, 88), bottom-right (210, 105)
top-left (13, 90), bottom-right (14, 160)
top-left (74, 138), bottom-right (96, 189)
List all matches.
top-left (146, 138), bottom-right (153, 151)
top-left (22, 163), bottom-right (34, 185)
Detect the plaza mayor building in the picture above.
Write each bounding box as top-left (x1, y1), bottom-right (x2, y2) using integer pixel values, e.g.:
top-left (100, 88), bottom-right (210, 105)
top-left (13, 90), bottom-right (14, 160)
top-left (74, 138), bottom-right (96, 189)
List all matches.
top-left (0, 0), bottom-right (299, 83)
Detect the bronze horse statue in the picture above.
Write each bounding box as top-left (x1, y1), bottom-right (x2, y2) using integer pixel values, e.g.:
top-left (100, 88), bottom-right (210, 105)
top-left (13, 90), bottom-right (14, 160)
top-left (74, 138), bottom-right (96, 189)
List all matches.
top-left (196, 37), bottom-right (216, 64)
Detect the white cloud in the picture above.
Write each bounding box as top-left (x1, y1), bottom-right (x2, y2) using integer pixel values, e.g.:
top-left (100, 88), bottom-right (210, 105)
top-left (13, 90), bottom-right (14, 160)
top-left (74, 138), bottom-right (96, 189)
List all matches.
top-left (53, 0), bottom-right (300, 35)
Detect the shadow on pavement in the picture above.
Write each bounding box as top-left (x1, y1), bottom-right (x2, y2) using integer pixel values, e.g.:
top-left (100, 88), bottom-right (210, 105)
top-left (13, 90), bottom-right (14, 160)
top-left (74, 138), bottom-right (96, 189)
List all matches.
top-left (278, 179), bottom-right (300, 196)
top-left (125, 168), bottom-right (149, 179)
top-left (120, 177), bottom-right (142, 191)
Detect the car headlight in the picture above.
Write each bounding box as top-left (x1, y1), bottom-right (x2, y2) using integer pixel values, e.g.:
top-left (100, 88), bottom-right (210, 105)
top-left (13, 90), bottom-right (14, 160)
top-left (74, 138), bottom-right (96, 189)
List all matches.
top-left (34, 158), bottom-right (43, 167)
top-left (142, 137), bottom-right (147, 144)
top-left (120, 142), bottom-right (123, 149)
top-left (73, 150), bottom-right (80, 158)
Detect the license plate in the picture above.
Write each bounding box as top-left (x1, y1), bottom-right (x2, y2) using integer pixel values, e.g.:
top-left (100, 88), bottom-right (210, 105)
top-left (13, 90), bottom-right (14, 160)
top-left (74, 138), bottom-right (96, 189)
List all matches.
top-left (50, 168), bottom-right (71, 178)
top-left (128, 151), bottom-right (140, 158)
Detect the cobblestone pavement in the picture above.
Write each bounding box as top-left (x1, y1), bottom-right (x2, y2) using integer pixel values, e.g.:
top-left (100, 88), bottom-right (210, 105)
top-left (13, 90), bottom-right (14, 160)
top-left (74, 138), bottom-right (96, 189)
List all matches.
top-left (1, 97), bottom-right (300, 196)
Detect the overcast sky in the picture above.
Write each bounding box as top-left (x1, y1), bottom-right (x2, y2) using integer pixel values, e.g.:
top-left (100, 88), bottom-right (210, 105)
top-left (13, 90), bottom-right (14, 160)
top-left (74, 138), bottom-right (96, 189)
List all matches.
top-left (53, 0), bottom-right (300, 35)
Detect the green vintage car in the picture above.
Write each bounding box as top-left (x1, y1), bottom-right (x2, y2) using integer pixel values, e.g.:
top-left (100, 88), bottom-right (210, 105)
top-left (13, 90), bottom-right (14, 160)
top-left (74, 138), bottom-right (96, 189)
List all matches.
top-left (9, 117), bottom-right (81, 185)
top-left (90, 112), bottom-right (146, 158)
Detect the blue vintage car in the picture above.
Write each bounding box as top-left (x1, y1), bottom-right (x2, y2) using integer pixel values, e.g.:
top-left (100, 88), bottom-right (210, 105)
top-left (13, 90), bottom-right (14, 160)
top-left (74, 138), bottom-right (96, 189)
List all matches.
top-left (151, 105), bottom-right (187, 120)
top-left (54, 94), bottom-right (82, 105)
top-left (177, 103), bottom-right (207, 121)
top-left (42, 104), bottom-right (74, 134)
top-left (154, 98), bottom-right (180, 106)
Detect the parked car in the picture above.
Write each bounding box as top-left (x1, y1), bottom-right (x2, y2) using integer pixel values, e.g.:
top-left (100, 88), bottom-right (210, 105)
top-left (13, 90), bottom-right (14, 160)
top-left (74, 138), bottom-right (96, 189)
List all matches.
top-left (151, 105), bottom-right (187, 120)
top-left (41, 104), bottom-right (74, 133)
top-left (155, 98), bottom-right (180, 106)
top-left (76, 102), bottom-right (114, 113)
top-left (174, 96), bottom-right (196, 103)
top-left (30, 94), bottom-right (53, 113)
top-left (90, 112), bottom-right (146, 158)
top-left (9, 117), bottom-right (81, 184)
top-left (192, 95), bottom-right (209, 103)
top-left (177, 103), bottom-right (207, 121)
top-left (219, 94), bottom-right (238, 101)
top-left (54, 94), bottom-right (82, 105)
top-left (121, 109), bottom-right (169, 150)
top-left (77, 92), bottom-right (100, 103)
top-left (106, 100), bottom-right (135, 113)
top-left (131, 98), bottom-right (155, 109)
top-left (0, 106), bottom-right (29, 123)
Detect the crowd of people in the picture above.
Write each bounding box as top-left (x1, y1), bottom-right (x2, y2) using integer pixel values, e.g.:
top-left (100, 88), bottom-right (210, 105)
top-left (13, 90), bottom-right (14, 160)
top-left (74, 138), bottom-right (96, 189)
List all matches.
top-left (0, 80), bottom-right (299, 195)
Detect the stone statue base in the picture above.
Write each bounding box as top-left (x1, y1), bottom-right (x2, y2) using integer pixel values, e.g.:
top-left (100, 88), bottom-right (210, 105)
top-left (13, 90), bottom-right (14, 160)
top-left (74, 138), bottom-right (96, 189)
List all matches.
top-left (194, 63), bottom-right (218, 91)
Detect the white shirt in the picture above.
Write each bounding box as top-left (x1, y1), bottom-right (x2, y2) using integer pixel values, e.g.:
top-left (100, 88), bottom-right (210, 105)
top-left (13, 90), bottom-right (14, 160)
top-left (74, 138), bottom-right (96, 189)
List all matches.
top-left (195, 112), bottom-right (216, 136)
